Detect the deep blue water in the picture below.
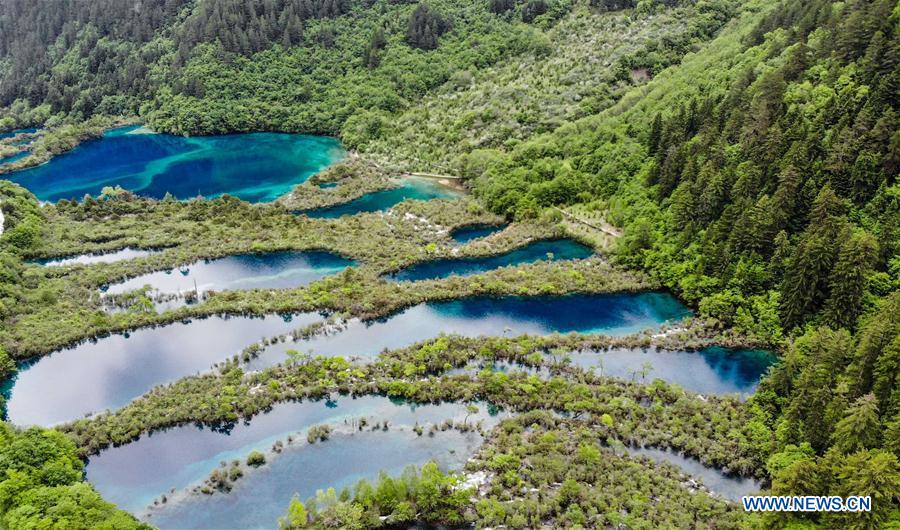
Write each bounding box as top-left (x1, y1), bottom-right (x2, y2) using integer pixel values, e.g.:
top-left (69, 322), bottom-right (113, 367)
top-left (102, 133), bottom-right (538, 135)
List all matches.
top-left (248, 293), bottom-right (692, 369)
top-left (563, 347), bottom-right (776, 399)
top-left (3, 293), bottom-right (689, 426)
top-left (0, 127), bottom-right (38, 140)
top-left (2, 314), bottom-right (318, 426)
top-left (4, 126), bottom-right (345, 202)
top-left (388, 239), bottom-right (594, 282)
top-left (450, 224), bottom-right (506, 243)
top-left (35, 247), bottom-right (162, 267)
top-left (85, 396), bottom-right (499, 528)
top-left (300, 177), bottom-right (462, 218)
top-left (628, 446), bottom-right (762, 502)
top-left (104, 251), bottom-right (354, 308)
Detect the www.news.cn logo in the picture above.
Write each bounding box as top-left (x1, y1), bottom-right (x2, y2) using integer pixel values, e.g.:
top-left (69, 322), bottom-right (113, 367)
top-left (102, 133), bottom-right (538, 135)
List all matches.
top-left (742, 496), bottom-right (872, 512)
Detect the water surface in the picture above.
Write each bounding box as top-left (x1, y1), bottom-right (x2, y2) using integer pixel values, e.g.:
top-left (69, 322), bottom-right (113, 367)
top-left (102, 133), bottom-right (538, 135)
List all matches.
top-left (563, 346), bottom-right (776, 398)
top-left (104, 251), bottom-right (354, 307)
top-left (86, 396), bottom-right (498, 528)
top-left (35, 247), bottom-right (161, 267)
top-left (0, 127), bottom-right (38, 139)
top-left (0, 150), bottom-right (28, 165)
top-left (3, 313), bottom-right (318, 426)
top-left (628, 446), bottom-right (762, 502)
top-left (389, 239), bottom-right (593, 282)
top-left (5, 126), bottom-right (345, 202)
top-left (300, 177), bottom-right (462, 218)
top-left (451, 224), bottom-right (506, 243)
top-left (249, 293), bottom-right (691, 369)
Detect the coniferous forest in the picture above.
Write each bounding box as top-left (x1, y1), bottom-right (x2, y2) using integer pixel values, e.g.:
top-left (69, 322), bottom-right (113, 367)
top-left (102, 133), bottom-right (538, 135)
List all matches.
top-left (0, 0), bottom-right (897, 528)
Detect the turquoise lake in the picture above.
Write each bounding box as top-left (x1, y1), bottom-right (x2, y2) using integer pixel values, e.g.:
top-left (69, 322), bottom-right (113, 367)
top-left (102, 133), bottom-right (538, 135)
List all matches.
top-left (103, 251), bottom-right (354, 309)
top-left (300, 177), bottom-right (462, 218)
top-left (450, 224), bottom-right (506, 243)
top-left (4, 126), bottom-right (345, 202)
top-left (0, 127), bottom-right (38, 139)
top-left (86, 396), bottom-right (499, 529)
top-left (388, 239), bottom-right (593, 282)
top-left (3, 293), bottom-right (689, 426)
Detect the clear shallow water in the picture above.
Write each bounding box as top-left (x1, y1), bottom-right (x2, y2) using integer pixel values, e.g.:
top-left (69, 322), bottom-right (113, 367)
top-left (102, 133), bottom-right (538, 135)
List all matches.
top-left (563, 347), bottom-right (776, 398)
top-left (103, 251), bottom-right (354, 307)
top-left (300, 177), bottom-right (462, 218)
top-left (86, 396), bottom-right (498, 529)
top-left (35, 247), bottom-right (162, 267)
top-left (450, 224), bottom-right (506, 243)
top-left (628, 446), bottom-right (762, 502)
top-left (0, 150), bottom-right (28, 165)
top-left (388, 239), bottom-right (594, 282)
top-left (5, 126), bottom-right (345, 202)
top-left (2, 314), bottom-right (318, 426)
top-left (248, 293), bottom-right (692, 370)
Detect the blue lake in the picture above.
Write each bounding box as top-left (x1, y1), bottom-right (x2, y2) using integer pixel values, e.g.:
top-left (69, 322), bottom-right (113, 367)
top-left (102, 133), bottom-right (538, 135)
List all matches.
top-left (0, 150), bottom-right (28, 165)
top-left (562, 347), bottom-right (776, 399)
top-left (4, 126), bottom-right (345, 202)
top-left (86, 396), bottom-right (499, 529)
top-left (388, 239), bottom-right (594, 282)
top-left (103, 251), bottom-right (354, 308)
top-left (300, 177), bottom-right (462, 218)
top-left (35, 247), bottom-right (162, 267)
top-left (451, 346), bottom-right (776, 398)
top-left (3, 293), bottom-right (689, 426)
top-left (2, 314), bottom-right (318, 426)
top-left (451, 224), bottom-right (506, 243)
top-left (248, 293), bottom-right (692, 369)
top-left (0, 127), bottom-right (38, 140)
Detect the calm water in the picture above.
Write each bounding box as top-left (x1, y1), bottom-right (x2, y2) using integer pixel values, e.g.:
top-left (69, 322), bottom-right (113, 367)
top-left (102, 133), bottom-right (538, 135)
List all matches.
top-left (388, 239), bottom-right (593, 282)
top-left (628, 446), bottom-right (762, 502)
top-left (563, 347), bottom-right (776, 398)
top-left (35, 247), bottom-right (161, 267)
top-left (2, 314), bottom-right (318, 426)
top-left (104, 251), bottom-right (354, 304)
top-left (0, 127), bottom-right (38, 139)
top-left (5, 126), bottom-right (345, 202)
top-left (248, 293), bottom-right (692, 369)
top-left (300, 177), bottom-right (462, 218)
top-left (0, 150), bottom-right (28, 165)
top-left (451, 224), bottom-right (506, 243)
top-left (86, 396), bottom-right (498, 528)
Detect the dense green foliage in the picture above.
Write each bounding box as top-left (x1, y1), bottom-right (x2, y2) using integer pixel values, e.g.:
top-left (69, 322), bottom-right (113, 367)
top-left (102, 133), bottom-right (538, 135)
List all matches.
top-left (0, 423), bottom-right (147, 529)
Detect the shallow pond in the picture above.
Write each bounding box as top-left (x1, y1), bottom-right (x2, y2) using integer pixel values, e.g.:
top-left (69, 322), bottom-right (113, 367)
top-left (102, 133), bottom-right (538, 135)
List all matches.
top-left (2, 313), bottom-right (318, 426)
top-left (5, 125), bottom-right (345, 202)
top-left (300, 177), bottom-right (462, 218)
top-left (34, 247), bottom-right (162, 267)
top-left (388, 239), bottom-right (593, 282)
top-left (86, 396), bottom-right (499, 529)
top-left (628, 446), bottom-right (762, 502)
top-left (450, 224), bottom-right (506, 243)
top-left (103, 251), bottom-right (354, 308)
top-left (248, 293), bottom-right (692, 370)
top-left (562, 346), bottom-right (776, 398)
